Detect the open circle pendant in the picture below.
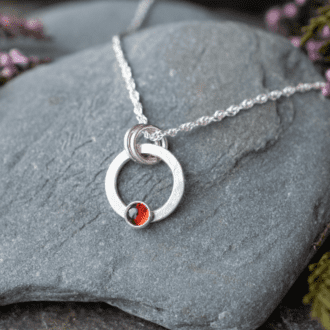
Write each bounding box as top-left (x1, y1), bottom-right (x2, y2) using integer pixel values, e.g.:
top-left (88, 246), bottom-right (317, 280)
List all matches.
top-left (105, 144), bottom-right (185, 229)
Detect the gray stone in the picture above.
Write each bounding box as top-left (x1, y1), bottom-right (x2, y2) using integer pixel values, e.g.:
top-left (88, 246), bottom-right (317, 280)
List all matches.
top-left (0, 301), bottom-right (169, 330)
top-left (1, 0), bottom-right (264, 61)
top-left (0, 20), bottom-right (330, 330)
top-left (30, 0), bottom-right (258, 49)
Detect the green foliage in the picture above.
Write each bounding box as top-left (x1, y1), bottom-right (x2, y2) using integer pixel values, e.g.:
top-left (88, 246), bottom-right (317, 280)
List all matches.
top-left (319, 40), bottom-right (330, 60)
top-left (300, 4), bottom-right (330, 326)
top-left (303, 252), bottom-right (330, 330)
top-left (300, 4), bottom-right (330, 46)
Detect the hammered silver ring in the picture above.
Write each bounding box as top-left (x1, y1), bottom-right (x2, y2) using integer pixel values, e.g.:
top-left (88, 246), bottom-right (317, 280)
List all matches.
top-left (124, 124), bottom-right (168, 165)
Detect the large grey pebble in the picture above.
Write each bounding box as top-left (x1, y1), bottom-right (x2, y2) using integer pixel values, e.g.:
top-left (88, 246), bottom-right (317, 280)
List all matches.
top-left (0, 20), bottom-right (330, 330)
top-left (31, 0), bottom-right (263, 53)
top-left (2, 0), bottom-right (264, 60)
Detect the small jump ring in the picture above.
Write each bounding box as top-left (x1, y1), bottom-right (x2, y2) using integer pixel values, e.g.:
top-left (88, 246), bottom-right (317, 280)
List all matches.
top-left (124, 124), bottom-right (168, 165)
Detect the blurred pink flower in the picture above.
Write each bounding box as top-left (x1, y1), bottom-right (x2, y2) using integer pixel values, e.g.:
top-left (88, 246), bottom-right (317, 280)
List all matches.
top-left (295, 0), bottom-right (306, 6)
top-left (322, 82), bottom-right (330, 97)
top-left (305, 39), bottom-right (324, 61)
top-left (0, 53), bottom-right (13, 67)
top-left (9, 49), bottom-right (29, 68)
top-left (306, 40), bottom-right (324, 51)
top-left (24, 19), bottom-right (44, 39)
top-left (283, 3), bottom-right (298, 18)
top-left (0, 15), bottom-right (12, 28)
top-left (308, 51), bottom-right (322, 61)
top-left (321, 25), bottom-right (330, 39)
top-left (1, 65), bottom-right (17, 78)
top-left (290, 36), bottom-right (301, 47)
top-left (265, 7), bottom-right (282, 32)
top-left (325, 69), bottom-right (330, 82)
top-left (0, 14), bottom-right (23, 36)
top-left (25, 18), bottom-right (43, 33)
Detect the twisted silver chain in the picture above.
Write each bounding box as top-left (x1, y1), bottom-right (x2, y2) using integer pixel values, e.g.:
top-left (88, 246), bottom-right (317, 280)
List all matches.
top-left (112, 0), bottom-right (327, 142)
top-left (123, 0), bottom-right (155, 36)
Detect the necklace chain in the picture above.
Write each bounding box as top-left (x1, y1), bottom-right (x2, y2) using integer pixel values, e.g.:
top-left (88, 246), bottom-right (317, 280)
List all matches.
top-left (113, 0), bottom-right (327, 143)
top-left (122, 0), bottom-right (155, 36)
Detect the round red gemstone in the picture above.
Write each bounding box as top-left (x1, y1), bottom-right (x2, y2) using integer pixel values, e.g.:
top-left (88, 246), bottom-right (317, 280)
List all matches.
top-left (127, 202), bottom-right (149, 226)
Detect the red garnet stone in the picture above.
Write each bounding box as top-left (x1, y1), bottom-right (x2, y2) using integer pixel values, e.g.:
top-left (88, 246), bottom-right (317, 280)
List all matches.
top-left (127, 202), bottom-right (149, 226)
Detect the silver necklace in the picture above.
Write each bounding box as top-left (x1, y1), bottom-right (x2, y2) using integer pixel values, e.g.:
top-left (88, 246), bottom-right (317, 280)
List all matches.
top-left (105, 0), bottom-right (326, 229)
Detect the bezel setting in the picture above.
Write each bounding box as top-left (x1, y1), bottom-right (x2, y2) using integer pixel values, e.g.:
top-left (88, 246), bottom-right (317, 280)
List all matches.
top-left (124, 201), bottom-right (153, 229)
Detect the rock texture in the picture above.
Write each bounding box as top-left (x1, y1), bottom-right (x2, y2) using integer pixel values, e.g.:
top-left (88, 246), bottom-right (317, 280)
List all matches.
top-left (0, 20), bottom-right (330, 330)
top-left (0, 301), bottom-right (169, 330)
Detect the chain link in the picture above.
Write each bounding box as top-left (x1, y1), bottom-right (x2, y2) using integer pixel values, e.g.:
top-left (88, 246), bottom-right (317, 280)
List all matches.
top-left (113, 35), bottom-right (148, 125)
top-left (113, 0), bottom-right (327, 142)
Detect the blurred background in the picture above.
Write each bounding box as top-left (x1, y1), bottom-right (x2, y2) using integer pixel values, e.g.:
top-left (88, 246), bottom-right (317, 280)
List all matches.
top-left (0, 0), bottom-right (289, 14)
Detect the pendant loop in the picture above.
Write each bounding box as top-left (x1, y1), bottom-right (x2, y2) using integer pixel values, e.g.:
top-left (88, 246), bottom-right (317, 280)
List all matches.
top-left (105, 143), bottom-right (185, 229)
top-left (124, 124), bottom-right (168, 165)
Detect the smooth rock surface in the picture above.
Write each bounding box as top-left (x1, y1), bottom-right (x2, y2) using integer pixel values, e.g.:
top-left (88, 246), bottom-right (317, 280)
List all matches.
top-left (2, 0), bottom-right (264, 60)
top-left (0, 20), bottom-right (330, 330)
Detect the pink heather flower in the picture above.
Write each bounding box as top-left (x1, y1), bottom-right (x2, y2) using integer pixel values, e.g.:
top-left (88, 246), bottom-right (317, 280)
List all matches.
top-left (0, 53), bottom-right (13, 67)
top-left (24, 18), bottom-right (45, 39)
top-left (308, 51), bottom-right (322, 61)
top-left (0, 15), bottom-right (12, 28)
top-left (266, 8), bottom-right (282, 24)
top-left (25, 18), bottom-right (43, 33)
top-left (265, 7), bottom-right (282, 31)
top-left (322, 82), bottom-right (330, 97)
top-left (321, 25), bottom-right (330, 39)
top-left (9, 49), bottom-right (28, 67)
top-left (283, 3), bottom-right (298, 18)
top-left (306, 40), bottom-right (324, 61)
top-left (306, 40), bottom-right (324, 52)
top-left (0, 14), bottom-right (24, 35)
top-left (290, 37), bottom-right (301, 47)
top-left (1, 65), bottom-right (17, 78)
top-left (295, 0), bottom-right (306, 6)
top-left (325, 69), bottom-right (330, 82)
top-left (306, 41), bottom-right (324, 62)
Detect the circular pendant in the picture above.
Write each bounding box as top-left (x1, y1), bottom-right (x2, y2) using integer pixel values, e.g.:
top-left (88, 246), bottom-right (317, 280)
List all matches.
top-left (105, 143), bottom-right (185, 229)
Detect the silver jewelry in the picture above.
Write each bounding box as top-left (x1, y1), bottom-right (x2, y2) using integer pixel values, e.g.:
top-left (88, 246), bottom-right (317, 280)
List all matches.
top-left (105, 0), bottom-right (327, 229)
top-left (105, 142), bottom-right (184, 229)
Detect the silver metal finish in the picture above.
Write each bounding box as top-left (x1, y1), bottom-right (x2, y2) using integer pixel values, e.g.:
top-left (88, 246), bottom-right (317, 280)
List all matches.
top-left (112, 34), bottom-right (148, 126)
top-left (124, 124), bottom-right (168, 165)
top-left (105, 144), bottom-right (185, 224)
top-left (139, 82), bottom-right (326, 142)
top-left (123, 0), bottom-right (155, 36)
